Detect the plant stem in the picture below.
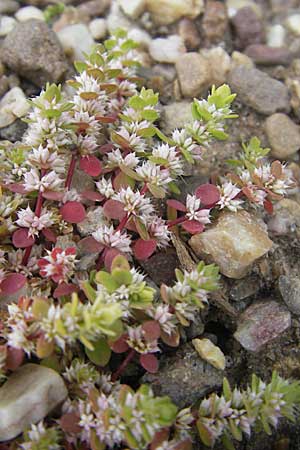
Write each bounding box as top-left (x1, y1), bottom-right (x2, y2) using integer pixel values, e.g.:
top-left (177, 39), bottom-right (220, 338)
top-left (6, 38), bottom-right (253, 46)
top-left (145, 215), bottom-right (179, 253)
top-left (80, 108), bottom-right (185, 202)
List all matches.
top-left (167, 215), bottom-right (187, 228)
top-left (65, 153), bottom-right (77, 190)
top-left (116, 213), bottom-right (129, 232)
top-left (140, 183), bottom-right (148, 195)
top-left (111, 348), bottom-right (136, 382)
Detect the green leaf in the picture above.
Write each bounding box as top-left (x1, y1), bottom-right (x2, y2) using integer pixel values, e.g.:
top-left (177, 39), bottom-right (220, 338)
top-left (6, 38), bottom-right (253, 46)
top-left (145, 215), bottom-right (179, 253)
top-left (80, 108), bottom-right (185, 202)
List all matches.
top-left (134, 217), bottom-right (150, 240)
top-left (111, 268), bottom-right (133, 286)
top-left (129, 95), bottom-right (146, 110)
top-left (95, 271), bottom-right (119, 293)
top-left (74, 61), bottom-right (88, 73)
top-left (81, 281), bottom-right (97, 302)
top-left (137, 126), bottom-right (156, 138)
top-left (148, 184), bottom-right (165, 198)
top-left (85, 337), bottom-right (111, 366)
top-left (223, 378), bottom-right (232, 401)
top-left (197, 421), bottom-right (214, 447)
top-left (142, 109), bottom-right (159, 122)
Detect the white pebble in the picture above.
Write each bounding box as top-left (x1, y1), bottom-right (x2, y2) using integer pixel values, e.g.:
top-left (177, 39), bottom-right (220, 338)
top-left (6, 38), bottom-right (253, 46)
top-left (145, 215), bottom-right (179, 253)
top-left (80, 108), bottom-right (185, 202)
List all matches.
top-left (267, 24), bottom-right (286, 47)
top-left (149, 35), bottom-right (186, 63)
top-left (286, 14), bottom-right (300, 36)
top-left (0, 16), bottom-right (16, 36)
top-left (15, 6), bottom-right (45, 22)
top-left (118, 0), bottom-right (146, 19)
top-left (57, 24), bottom-right (95, 61)
top-left (0, 87), bottom-right (30, 128)
top-left (89, 18), bottom-right (107, 40)
top-left (128, 28), bottom-right (151, 49)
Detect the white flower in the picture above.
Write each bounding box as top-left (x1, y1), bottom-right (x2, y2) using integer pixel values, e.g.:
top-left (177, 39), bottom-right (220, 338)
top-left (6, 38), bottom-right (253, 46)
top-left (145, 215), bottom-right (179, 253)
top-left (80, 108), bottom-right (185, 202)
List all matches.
top-left (186, 194), bottom-right (211, 224)
top-left (152, 143), bottom-right (183, 176)
top-left (217, 182), bottom-right (243, 212)
top-left (24, 169), bottom-right (63, 192)
top-left (62, 188), bottom-right (82, 203)
top-left (16, 206), bottom-right (54, 236)
top-left (106, 149), bottom-right (139, 169)
top-left (136, 161), bottom-right (172, 187)
top-left (28, 146), bottom-right (65, 173)
top-left (148, 217), bottom-right (170, 248)
top-left (93, 225), bottom-right (132, 254)
top-left (96, 177), bottom-right (115, 198)
top-left (117, 127), bottom-right (146, 153)
top-left (113, 187), bottom-right (154, 222)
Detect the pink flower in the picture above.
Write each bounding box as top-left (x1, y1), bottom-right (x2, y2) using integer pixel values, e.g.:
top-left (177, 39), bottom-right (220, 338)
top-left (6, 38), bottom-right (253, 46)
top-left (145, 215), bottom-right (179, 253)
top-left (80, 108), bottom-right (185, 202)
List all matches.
top-left (38, 247), bottom-right (77, 284)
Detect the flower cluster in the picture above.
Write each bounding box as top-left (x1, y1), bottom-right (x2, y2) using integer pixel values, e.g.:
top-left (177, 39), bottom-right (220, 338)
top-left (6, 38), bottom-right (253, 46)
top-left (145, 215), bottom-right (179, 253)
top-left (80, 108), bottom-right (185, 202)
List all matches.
top-left (20, 421), bottom-right (61, 450)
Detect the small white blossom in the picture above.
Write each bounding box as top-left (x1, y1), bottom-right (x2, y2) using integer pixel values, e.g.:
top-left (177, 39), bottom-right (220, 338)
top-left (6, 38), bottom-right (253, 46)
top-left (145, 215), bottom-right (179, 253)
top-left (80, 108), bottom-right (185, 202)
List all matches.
top-left (152, 143), bottom-right (183, 176)
top-left (136, 161), bottom-right (172, 187)
top-left (93, 225), bottom-right (132, 254)
top-left (24, 169), bottom-right (63, 193)
top-left (113, 187), bottom-right (154, 222)
top-left (106, 148), bottom-right (139, 169)
top-left (28, 146), bottom-right (65, 173)
top-left (217, 182), bottom-right (243, 212)
top-left (186, 194), bottom-right (211, 224)
top-left (16, 206), bottom-right (54, 237)
top-left (96, 177), bottom-right (115, 198)
top-left (148, 217), bottom-right (170, 248)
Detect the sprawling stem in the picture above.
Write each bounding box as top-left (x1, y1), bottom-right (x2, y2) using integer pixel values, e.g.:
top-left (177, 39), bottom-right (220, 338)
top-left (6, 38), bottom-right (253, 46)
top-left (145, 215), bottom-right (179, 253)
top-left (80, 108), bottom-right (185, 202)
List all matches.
top-left (167, 216), bottom-right (187, 228)
top-left (65, 153), bottom-right (77, 190)
top-left (111, 348), bottom-right (136, 382)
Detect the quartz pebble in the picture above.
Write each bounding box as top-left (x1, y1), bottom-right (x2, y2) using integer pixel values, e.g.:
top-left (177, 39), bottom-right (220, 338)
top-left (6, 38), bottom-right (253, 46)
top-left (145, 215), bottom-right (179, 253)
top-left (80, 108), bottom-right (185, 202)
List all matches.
top-left (15, 6), bottom-right (45, 22)
top-left (57, 24), bottom-right (95, 61)
top-left (176, 52), bottom-right (211, 97)
top-left (128, 28), bottom-right (151, 49)
top-left (0, 364), bottom-right (67, 441)
top-left (89, 18), bottom-right (107, 40)
top-left (107, 1), bottom-right (132, 33)
top-left (146, 0), bottom-right (204, 25)
top-left (267, 24), bottom-right (286, 48)
top-left (0, 87), bottom-right (30, 128)
top-left (0, 16), bottom-right (16, 37)
top-left (149, 35), bottom-right (186, 64)
top-left (189, 211), bottom-right (273, 279)
top-left (234, 301), bottom-right (291, 352)
top-left (118, 0), bottom-right (146, 19)
top-left (192, 338), bottom-right (226, 370)
top-left (265, 113), bottom-right (300, 159)
top-left (286, 14), bottom-right (300, 36)
top-left (231, 50), bottom-right (254, 68)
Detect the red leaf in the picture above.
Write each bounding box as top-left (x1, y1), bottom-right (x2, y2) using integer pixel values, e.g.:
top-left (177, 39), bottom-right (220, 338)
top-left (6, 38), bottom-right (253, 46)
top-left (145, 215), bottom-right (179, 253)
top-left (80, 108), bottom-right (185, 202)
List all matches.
top-left (140, 353), bottom-right (159, 373)
top-left (53, 283), bottom-right (79, 298)
top-left (42, 191), bottom-right (64, 201)
top-left (103, 199), bottom-right (126, 220)
top-left (167, 199), bottom-right (187, 212)
top-left (195, 184), bottom-right (220, 207)
top-left (12, 228), bottom-right (35, 248)
top-left (142, 321), bottom-right (161, 341)
top-left (79, 156), bottom-right (102, 177)
top-left (182, 220), bottom-right (204, 234)
top-left (264, 199), bottom-right (274, 214)
top-left (110, 334), bottom-right (129, 353)
top-left (81, 190), bottom-right (104, 202)
top-left (133, 239), bottom-right (157, 260)
top-left (5, 183), bottom-right (27, 194)
top-left (150, 430), bottom-right (170, 450)
top-left (78, 237), bottom-right (104, 254)
top-left (42, 228), bottom-right (57, 243)
top-left (104, 248), bottom-right (122, 271)
top-left (60, 412), bottom-right (82, 434)
top-left (99, 144), bottom-right (114, 154)
top-left (60, 201), bottom-right (86, 223)
top-left (0, 273), bottom-right (26, 296)
top-left (5, 346), bottom-right (24, 371)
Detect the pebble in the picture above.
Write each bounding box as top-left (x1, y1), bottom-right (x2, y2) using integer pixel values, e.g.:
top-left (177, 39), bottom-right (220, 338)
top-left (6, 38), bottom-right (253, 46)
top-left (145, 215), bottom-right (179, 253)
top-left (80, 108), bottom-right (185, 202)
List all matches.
top-left (52, 9), bottom-right (90, 33)
top-left (226, 0), bottom-right (262, 18)
top-left (201, 47), bottom-right (231, 86)
top-left (178, 18), bottom-right (201, 50)
top-left (0, 16), bottom-right (16, 37)
top-left (0, 364), bottom-right (67, 441)
top-left (128, 28), bottom-right (151, 49)
top-left (234, 300), bottom-right (291, 352)
top-left (1, 19), bottom-right (68, 88)
top-left (279, 275), bottom-right (300, 315)
top-left (106, 1), bottom-right (131, 32)
top-left (202, 1), bottom-right (228, 43)
top-left (231, 6), bottom-right (265, 50)
top-left (176, 53), bottom-right (211, 97)
top-left (265, 113), bottom-right (300, 159)
top-left (57, 24), bottom-right (95, 61)
top-left (228, 66), bottom-right (290, 115)
top-left (146, 0), bottom-right (204, 26)
top-left (286, 14), bottom-right (300, 36)
top-left (231, 50), bottom-right (254, 68)
top-left (160, 101), bottom-right (193, 135)
top-left (89, 18), bottom-right (107, 40)
top-left (15, 6), bottom-right (44, 22)
top-left (77, 207), bottom-right (108, 237)
top-left (245, 44), bottom-right (291, 66)
top-left (192, 338), bottom-right (226, 370)
top-left (149, 35), bottom-right (186, 64)
top-left (267, 24), bottom-right (286, 48)
top-left (0, 119), bottom-right (28, 142)
top-left (77, 0), bottom-right (111, 17)
top-left (118, 0), bottom-right (146, 19)
top-left (268, 199), bottom-right (300, 235)
top-left (0, 87), bottom-right (30, 128)
top-left (143, 343), bottom-right (223, 408)
top-left (0, 0), bottom-right (19, 14)
top-left (189, 211), bottom-right (273, 279)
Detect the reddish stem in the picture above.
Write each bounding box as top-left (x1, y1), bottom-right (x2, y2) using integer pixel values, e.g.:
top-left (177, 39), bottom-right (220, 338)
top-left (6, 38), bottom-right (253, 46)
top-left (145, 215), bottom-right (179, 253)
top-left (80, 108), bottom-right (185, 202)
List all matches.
top-left (140, 183), bottom-right (148, 195)
top-left (96, 247), bottom-right (106, 271)
top-left (65, 154), bottom-right (77, 190)
top-left (111, 348), bottom-right (136, 382)
top-left (167, 215), bottom-right (187, 228)
top-left (116, 213), bottom-right (129, 232)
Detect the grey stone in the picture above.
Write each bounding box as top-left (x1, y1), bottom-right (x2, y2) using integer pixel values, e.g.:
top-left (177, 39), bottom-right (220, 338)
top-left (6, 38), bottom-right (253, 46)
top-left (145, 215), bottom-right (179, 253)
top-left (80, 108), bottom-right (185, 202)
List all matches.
top-left (160, 101), bottom-right (193, 135)
top-left (228, 66), bottom-right (290, 115)
top-left (245, 45), bottom-right (291, 66)
top-left (268, 199), bottom-right (300, 235)
top-left (0, 119), bottom-right (28, 142)
top-left (265, 113), bottom-right (300, 159)
top-left (234, 300), bottom-right (291, 352)
top-left (1, 19), bottom-right (68, 87)
top-left (0, 0), bottom-right (18, 14)
top-left (143, 343), bottom-right (223, 408)
top-left (279, 275), bottom-right (300, 315)
top-left (231, 6), bottom-right (265, 49)
top-left (202, 1), bottom-right (228, 44)
top-left (0, 364), bottom-right (67, 441)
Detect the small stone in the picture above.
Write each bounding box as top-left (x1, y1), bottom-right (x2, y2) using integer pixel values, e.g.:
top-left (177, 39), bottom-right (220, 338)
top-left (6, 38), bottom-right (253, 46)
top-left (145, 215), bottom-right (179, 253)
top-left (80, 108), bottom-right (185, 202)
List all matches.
top-left (286, 14), bottom-right (300, 36)
top-left (245, 44), bottom-right (291, 66)
top-left (231, 6), bottom-right (265, 50)
top-left (143, 343), bottom-right (223, 408)
top-left (89, 18), bottom-right (107, 40)
top-left (231, 50), bottom-right (254, 68)
top-left (176, 53), bottom-right (211, 97)
top-left (107, 2), bottom-right (132, 33)
top-left (228, 66), bottom-right (290, 115)
top-left (118, 0), bottom-right (146, 19)
top-left (230, 275), bottom-right (261, 301)
top-left (202, 1), bottom-right (228, 44)
top-left (0, 0), bottom-right (19, 14)
top-left (57, 24), bottom-right (95, 61)
top-left (149, 35), bottom-right (186, 64)
top-left (268, 199), bottom-right (300, 235)
top-left (52, 8), bottom-right (90, 33)
top-left (178, 18), bottom-right (201, 50)
top-left (0, 363), bottom-right (67, 441)
top-left (234, 300), bottom-right (291, 352)
top-left (279, 276), bottom-right (300, 315)
top-left (265, 113), bottom-right (300, 159)
top-left (226, 0), bottom-right (262, 18)
top-left (267, 24), bottom-right (286, 48)
top-left (77, 207), bottom-right (107, 237)
top-left (146, 0), bottom-right (204, 26)
top-left (15, 6), bottom-right (45, 22)
top-left (192, 338), bottom-right (226, 370)
top-left (128, 28), bottom-right (151, 49)
top-left (0, 76), bottom-right (9, 97)
top-left (0, 119), bottom-right (28, 142)
top-left (160, 101), bottom-right (193, 135)
top-left (77, 0), bottom-right (111, 17)
top-left (1, 19), bottom-right (68, 87)
top-left (201, 47), bottom-right (231, 86)
top-left (189, 211), bottom-right (273, 279)
top-left (0, 87), bottom-right (30, 128)
top-left (0, 16), bottom-right (16, 36)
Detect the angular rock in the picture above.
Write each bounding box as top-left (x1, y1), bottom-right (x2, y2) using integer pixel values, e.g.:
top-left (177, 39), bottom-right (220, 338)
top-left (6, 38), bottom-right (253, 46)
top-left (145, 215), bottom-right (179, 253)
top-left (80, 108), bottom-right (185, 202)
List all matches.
top-left (189, 211), bottom-right (273, 279)
top-left (176, 53), bottom-right (211, 98)
top-left (77, 206), bottom-right (108, 237)
top-left (57, 24), bottom-right (95, 61)
top-left (202, 1), bottom-right (228, 44)
top-left (143, 343), bottom-right (223, 408)
top-left (0, 87), bottom-right (30, 128)
top-left (15, 6), bottom-right (45, 22)
top-left (265, 113), bottom-right (300, 159)
top-left (228, 66), bottom-right (290, 115)
top-left (234, 300), bottom-right (291, 352)
top-left (279, 275), bottom-right (300, 315)
top-left (178, 18), bottom-right (201, 50)
top-left (0, 364), bottom-right (67, 441)
top-left (160, 101), bottom-right (193, 135)
top-left (268, 199), bottom-right (300, 235)
top-left (1, 19), bottom-right (68, 87)
top-left (149, 36), bottom-right (186, 64)
top-left (192, 338), bottom-right (226, 370)
top-left (146, 0), bottom-right (204, 25)
top-left (245, 44), bottom-right (291, 66)
top-left (231, 6), bottom-right (265, 50)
